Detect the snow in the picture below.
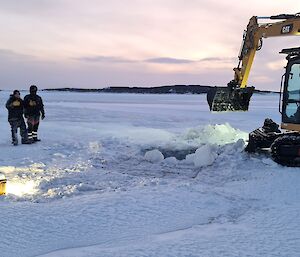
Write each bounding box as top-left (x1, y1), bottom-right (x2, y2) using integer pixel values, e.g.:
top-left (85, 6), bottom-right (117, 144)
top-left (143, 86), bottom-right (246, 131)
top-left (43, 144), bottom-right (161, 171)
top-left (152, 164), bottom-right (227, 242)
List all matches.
top-left (193, 145), bottom-right (216, 167)
top-left (0, 91), bottom-right (299, 257)
top-left (0, 172), bottom-right (6, 180)
top-left (144, 149), bottom-right (165, 163)
top-left (163, 156), bottom-right (178, 165)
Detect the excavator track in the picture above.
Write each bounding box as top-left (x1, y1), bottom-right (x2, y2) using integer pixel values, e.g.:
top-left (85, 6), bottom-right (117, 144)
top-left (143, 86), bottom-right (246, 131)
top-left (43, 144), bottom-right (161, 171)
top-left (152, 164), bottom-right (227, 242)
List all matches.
top-left (271, 134), bottom-right (300, 167)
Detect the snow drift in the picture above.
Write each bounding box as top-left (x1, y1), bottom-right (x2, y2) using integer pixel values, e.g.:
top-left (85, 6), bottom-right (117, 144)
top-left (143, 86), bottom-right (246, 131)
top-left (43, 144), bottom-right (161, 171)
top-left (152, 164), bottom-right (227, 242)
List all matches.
top-left (0, 92), bottom-right (298, 257)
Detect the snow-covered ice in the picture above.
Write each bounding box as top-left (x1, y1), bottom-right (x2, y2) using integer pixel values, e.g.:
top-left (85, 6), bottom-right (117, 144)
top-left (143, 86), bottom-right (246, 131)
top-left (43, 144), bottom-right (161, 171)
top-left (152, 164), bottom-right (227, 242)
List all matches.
top-left (0, 91), bottom-right (299, 257)
top-left (193, 145), bottom-right (216, 167)
top-left (144, 149), bottom-right (164, 163)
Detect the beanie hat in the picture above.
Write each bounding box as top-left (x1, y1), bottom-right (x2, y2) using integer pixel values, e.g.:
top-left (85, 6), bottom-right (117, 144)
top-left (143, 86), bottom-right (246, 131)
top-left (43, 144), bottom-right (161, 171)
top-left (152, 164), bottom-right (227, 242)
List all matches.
top-left (30, 85), bottom-right (38, 93)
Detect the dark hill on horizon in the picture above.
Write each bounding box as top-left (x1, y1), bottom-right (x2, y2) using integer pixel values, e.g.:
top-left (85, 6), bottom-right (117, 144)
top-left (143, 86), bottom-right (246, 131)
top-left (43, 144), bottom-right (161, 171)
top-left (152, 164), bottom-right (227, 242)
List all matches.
top-left (43, 85), bottom-right (276, 94)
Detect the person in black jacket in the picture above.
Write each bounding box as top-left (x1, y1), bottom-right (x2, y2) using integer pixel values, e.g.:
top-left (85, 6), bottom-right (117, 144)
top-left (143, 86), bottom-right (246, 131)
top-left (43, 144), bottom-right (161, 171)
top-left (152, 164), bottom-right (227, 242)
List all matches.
top-left (6, 90), bottom-right (31, 145)
top-left (23, 85), bottom-right (45, 142)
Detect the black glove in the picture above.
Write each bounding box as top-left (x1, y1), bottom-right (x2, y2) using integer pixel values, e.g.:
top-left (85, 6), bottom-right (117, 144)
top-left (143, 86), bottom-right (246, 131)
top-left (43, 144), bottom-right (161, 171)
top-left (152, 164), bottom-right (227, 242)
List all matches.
top-left (41, 114), bottom-right (45, 120)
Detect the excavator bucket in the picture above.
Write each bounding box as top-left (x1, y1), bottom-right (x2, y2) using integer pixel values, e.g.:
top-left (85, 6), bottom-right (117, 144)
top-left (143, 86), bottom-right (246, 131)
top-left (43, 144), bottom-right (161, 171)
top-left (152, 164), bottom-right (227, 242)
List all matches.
top-left (207, 86), bottom-right (254, 112)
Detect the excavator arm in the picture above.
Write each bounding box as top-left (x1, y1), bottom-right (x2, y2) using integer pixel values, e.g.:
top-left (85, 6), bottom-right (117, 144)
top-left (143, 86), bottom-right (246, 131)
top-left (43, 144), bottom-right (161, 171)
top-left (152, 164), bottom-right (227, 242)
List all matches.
top-left (208, 13), bottom-right (300, 112)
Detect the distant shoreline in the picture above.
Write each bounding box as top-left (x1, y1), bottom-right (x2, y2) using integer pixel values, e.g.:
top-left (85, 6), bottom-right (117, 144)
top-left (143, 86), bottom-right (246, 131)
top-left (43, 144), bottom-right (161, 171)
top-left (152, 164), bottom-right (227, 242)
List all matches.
top-left (42, 85), bottom-right (277, 94)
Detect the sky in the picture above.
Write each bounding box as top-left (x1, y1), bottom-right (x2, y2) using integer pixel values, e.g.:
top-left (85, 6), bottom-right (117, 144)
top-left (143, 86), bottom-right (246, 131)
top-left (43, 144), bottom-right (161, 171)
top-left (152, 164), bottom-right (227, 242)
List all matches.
top-left (0, 0), bottom-right (300, 90)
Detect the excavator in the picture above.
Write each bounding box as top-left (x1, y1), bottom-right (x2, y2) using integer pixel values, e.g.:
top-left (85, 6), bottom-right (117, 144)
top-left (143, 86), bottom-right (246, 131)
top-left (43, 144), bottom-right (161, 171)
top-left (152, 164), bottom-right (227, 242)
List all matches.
top-left (207, 13), bottom-right (300, 166)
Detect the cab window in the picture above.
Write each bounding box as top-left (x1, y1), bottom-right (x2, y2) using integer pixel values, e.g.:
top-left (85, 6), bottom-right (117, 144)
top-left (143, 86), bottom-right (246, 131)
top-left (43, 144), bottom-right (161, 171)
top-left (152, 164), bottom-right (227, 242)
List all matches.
top-left (285, 63), bottom-right (300, 120)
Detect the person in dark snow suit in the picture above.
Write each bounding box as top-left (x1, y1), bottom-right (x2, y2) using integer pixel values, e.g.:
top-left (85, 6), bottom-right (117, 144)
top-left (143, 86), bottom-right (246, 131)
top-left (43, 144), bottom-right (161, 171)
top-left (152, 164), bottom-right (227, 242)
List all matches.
top-left (23, 85), bottom-right (45, 142)
top-left (5, 90), bottom-right (31, 145)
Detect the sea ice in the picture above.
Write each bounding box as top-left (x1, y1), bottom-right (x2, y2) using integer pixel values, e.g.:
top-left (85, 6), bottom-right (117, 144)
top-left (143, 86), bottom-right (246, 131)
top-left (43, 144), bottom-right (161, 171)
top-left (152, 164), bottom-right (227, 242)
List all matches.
top-left (193, 145), bottom-right (216, 167)
top-left (144, 149), bottom-right (165, 163)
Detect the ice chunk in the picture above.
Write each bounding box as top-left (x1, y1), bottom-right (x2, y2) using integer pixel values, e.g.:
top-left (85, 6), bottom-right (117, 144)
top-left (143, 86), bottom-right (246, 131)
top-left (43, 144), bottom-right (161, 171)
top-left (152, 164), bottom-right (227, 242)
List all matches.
top-left (193, 145), bottom-right (216, 167)
top-left (144, 149), bottom-right (164, 163)
top-left (164, 157), bottom-right (178, 165)
top-left (184, 123), bottom-right (247, 146)
top-left (185, 153), bottom-right (196, 164)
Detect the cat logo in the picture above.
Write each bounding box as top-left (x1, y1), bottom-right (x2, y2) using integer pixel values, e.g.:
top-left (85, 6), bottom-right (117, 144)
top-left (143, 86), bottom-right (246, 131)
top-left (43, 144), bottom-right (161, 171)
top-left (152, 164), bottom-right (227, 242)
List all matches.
top-left (29, 100), bottom-right (37, 106)
top-left (281, 24), bottom-right (293, 34)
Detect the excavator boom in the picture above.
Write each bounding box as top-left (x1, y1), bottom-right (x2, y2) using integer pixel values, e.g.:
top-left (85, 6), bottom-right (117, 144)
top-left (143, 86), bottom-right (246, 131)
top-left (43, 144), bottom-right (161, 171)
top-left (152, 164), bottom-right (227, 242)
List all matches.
top-left (208, 13), bottom-right (300, 112)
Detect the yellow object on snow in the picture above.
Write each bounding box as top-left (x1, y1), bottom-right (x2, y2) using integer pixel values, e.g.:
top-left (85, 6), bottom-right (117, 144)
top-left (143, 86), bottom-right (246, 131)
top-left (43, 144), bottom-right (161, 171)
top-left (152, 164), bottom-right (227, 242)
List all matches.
top-left (0, 174), bottom-right (7, 195)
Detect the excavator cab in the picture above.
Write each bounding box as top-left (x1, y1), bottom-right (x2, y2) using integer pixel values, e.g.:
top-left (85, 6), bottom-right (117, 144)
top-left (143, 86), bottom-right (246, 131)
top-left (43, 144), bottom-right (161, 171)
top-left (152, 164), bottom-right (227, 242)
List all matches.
top-left (281, 47), bottom-right (300, 131)
top-left (245, 47), bottom-right (300, 166)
